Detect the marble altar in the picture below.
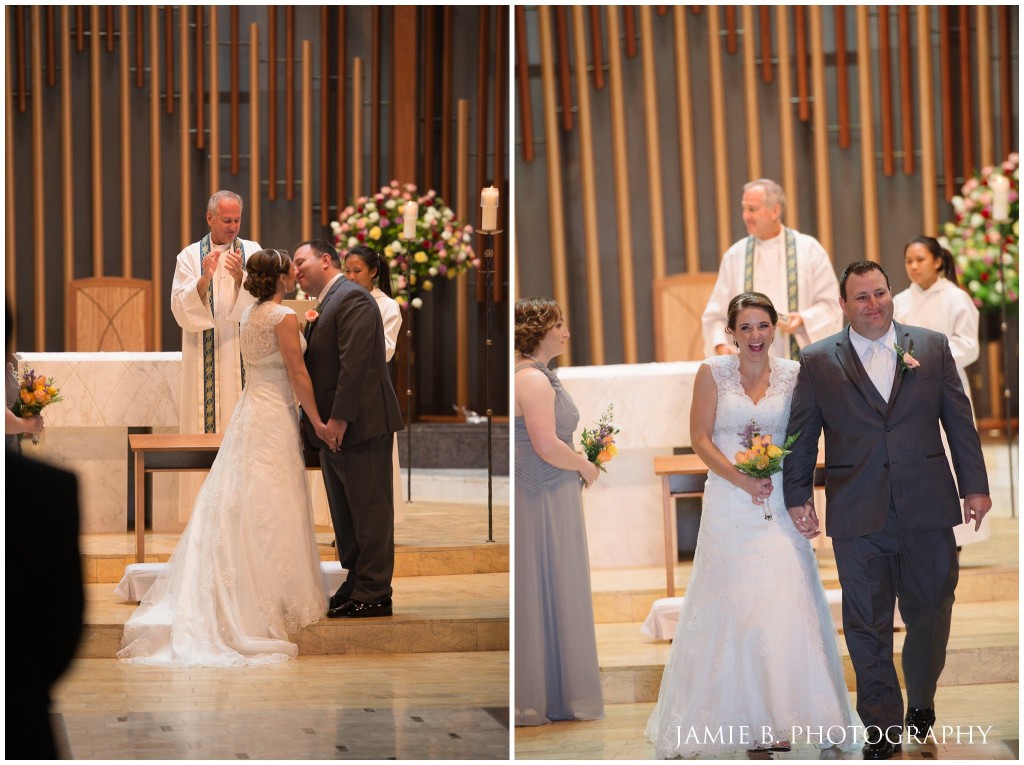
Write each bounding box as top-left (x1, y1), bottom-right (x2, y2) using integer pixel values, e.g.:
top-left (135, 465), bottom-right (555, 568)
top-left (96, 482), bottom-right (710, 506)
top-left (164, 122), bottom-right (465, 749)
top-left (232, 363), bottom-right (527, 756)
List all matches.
top-left (557, 361), bottom-right (700, 569)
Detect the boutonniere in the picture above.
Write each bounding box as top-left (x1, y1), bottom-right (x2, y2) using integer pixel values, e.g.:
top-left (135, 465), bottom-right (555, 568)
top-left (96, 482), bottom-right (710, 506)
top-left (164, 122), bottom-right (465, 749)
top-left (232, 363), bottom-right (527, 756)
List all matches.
top-left (304, 304), bottom-right (322, 325)
top-left (894, 340), bottom-right (920, 375)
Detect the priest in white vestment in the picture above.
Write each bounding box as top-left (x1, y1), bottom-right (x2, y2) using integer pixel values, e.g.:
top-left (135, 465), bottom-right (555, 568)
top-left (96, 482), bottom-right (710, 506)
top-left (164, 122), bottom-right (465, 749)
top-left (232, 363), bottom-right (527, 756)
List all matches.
top-left (702, 179), bottom-right (843, 360)
top-left (170, 190), bottom-right (262, 525)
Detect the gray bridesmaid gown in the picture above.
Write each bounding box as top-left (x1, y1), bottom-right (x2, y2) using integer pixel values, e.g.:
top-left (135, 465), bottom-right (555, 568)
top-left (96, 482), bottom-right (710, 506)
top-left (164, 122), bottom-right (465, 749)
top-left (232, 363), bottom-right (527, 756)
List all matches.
top-left (514, 360), bottom-right (604, 727)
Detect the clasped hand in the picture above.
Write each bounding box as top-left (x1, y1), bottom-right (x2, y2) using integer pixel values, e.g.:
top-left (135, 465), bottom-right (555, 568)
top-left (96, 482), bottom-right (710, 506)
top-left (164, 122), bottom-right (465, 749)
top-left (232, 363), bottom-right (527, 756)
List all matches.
top-left (787, 498), bottom-right (820, 539)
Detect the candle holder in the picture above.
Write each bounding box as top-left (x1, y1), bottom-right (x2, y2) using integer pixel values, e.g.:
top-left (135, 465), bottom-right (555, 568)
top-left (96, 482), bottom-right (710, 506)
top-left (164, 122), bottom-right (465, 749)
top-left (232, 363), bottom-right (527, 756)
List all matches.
top-left (992, 217), bottom-right (1017, 516)
top-left (476, 228), bottom-right (502, 544)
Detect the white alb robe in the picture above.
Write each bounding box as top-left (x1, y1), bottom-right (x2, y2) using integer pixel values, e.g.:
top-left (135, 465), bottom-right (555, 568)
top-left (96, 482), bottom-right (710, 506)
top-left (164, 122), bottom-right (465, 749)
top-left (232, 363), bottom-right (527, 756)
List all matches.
top-left (701, 228), bottom-right (843, 359)
top-left (171, 236), bottom-right (262, 524)
top-left (894, 276), bottom-right (987, 546)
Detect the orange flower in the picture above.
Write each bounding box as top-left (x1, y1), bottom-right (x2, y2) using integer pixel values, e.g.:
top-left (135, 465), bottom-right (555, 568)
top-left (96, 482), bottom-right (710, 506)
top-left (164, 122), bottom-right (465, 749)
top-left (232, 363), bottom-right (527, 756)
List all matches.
top-left (33, 378), bottom-right (46, 391)
top-left (755, 455), bottom-right (770, 469)
top-left (602, 435), bottom-right (613, 445)
top-left (596, 450), bottom-right (612, 463)
top-left (35, 390), bottom-right (48, 403)
top-left (20, 389), bottom-right (34, 404)
top-left (734, 451), bottom-right (748, 464)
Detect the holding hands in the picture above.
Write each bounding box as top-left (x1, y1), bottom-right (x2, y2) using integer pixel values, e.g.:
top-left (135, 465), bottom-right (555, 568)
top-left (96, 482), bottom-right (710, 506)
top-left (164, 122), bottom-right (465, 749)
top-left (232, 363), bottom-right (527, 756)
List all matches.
top-left (787, 499), bottom-right (820, 539)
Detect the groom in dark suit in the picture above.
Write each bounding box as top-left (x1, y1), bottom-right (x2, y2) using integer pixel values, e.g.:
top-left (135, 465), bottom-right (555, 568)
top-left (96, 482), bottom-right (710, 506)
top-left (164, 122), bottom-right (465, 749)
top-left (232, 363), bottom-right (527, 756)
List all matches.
top-left (783, 260), bottom-right (991, 759)
top-left (293, 239), bottom-right (404, 618)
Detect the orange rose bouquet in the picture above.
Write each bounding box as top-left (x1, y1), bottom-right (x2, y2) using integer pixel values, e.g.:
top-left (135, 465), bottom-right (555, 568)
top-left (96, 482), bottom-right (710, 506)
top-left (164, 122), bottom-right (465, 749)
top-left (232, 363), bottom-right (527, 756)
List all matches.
top-left (733, 420), bottom-right (799, 520)
top-left (581, 404), bottom-right (620, 474)
top-left (12, 368), bottom-right (64, 444)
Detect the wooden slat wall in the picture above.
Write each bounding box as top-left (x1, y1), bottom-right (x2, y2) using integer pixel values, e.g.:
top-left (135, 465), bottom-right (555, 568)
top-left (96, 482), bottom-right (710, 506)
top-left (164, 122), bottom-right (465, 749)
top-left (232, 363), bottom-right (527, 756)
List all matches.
top-left (209, 8), bottom-right (220, 194)
top-left (6, 13), bottom-right (15, 312)
top-left (179, 7), bottom-right (190, 249)
top-left (150, 5), bottom-right (163, 348)
top-left (516, 5), bottom-right (1018, 367)
top-left (32, 7), bottom-right (44, 347)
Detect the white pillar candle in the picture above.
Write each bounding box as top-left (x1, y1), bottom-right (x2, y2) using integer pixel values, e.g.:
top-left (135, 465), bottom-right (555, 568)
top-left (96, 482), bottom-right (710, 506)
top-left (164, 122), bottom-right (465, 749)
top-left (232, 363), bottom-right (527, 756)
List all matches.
top-left (990, 174), bottom-right (1010, 223)
top-left (403, 201), bottom-right (418, 239)
top-left (480, 186), bottom-right (499, 231)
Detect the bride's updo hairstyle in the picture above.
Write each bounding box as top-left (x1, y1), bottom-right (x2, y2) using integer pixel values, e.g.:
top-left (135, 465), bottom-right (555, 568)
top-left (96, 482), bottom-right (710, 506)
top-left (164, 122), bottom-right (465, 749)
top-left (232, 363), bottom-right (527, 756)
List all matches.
top-left (726, 291), bottom-right (778, 331)
top-left (515, 297), bottom-right (562, 356)
top-left (243, 249), bottom-right (292, 301)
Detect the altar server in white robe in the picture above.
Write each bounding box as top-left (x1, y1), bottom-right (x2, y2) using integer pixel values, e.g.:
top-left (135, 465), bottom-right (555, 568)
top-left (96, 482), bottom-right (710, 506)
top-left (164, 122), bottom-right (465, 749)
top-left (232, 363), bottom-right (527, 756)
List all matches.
top-left (171, 190), bottom-right (262, 523)
top-left (702, 179), bottom-right (843, 360)
top-left (894, 235), bottom-right (988, 546)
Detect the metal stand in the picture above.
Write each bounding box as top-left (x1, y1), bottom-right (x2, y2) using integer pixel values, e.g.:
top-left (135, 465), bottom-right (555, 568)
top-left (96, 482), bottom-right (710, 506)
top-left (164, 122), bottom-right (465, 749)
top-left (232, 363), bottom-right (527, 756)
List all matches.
top-left (996, 240), bottom-right (1017, 516)
top-left (400, 234), bottom-right (417, 502)
top-left (478, 229), bottom-right (502, 543)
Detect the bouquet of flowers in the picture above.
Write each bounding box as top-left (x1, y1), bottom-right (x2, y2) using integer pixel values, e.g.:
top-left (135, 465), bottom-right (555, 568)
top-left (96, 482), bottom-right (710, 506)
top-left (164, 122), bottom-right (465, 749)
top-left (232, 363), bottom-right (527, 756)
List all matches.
top-left (331, 181), bottom-right (478, 308)
top-left (940, 153), bottom-right (1019, 314)
top-left (580, 404), bottom-right (620, 473)
top-left (733, 420), bottom-right (799, 520)
top-left (11, 368), bottom-right (64, 444)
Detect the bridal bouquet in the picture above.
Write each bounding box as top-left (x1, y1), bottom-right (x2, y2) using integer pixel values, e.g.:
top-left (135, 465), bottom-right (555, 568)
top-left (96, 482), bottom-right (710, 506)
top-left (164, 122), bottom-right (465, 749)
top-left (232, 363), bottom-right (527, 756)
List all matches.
top-left (733, 420), bottom-right (799, 520)
top-left (12, 367), bottom-right (64, 444)
top-left (581, 404), bottom-right (620, 473)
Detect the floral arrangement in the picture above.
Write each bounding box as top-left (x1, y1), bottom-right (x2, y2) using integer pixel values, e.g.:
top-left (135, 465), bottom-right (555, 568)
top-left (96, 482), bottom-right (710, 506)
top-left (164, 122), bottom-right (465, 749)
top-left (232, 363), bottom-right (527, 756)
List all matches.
top-left (12, 368), bottom-right (64, 444)
top-left (894, 341), bottom-right (919, 376)
top-left (734, 421), bottom-right (799, 520)
top-left (580, 404), bottom-right (620, 473)
top-left (331, 181), bottom-right (478, 308)
top-left (940, 153), bottom-right (1019, 314)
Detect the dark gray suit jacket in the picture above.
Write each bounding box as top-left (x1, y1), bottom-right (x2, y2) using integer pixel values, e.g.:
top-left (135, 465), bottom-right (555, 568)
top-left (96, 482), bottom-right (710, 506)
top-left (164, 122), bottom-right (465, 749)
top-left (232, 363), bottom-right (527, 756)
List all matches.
top-left (783, 322), bottom-right (989, 539)
top-left (302, 276), bottom-right (403, 448)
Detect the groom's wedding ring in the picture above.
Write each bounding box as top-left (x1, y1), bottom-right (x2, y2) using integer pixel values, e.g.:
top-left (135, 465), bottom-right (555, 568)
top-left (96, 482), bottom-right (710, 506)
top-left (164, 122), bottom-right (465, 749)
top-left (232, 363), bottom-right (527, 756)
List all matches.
top-left (798, 517), bottom-right (806, 522)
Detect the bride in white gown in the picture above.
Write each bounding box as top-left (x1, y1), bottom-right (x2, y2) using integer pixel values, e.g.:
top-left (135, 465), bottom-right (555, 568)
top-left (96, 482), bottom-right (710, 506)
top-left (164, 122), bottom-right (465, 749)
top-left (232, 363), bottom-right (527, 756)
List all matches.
top-left (118, 249), bottom-right (329, 667)
top-left (646, 292), bottom-right (859, 757)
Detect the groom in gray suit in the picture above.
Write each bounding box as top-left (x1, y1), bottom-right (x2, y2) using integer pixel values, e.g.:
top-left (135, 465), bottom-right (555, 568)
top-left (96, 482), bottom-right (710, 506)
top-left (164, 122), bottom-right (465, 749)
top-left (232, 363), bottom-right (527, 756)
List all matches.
top-left (783, 260), bottom-right (991, 759)
top-left (294, 239), bottom-right (404, 618)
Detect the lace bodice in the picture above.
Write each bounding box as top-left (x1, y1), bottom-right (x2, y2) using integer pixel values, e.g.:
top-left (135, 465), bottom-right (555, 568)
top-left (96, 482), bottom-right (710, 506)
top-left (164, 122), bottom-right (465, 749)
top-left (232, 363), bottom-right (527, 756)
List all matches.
top-left (706, 354), bottom-right (799, 460)
top-left (239, 301), bottom-right (304, 373)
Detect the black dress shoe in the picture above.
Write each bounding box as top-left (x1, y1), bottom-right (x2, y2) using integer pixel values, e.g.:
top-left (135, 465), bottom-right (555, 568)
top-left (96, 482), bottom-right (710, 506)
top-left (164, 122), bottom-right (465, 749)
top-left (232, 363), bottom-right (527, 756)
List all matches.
top-left (327, 598), bottom-right (393, 619)
top-left (862, 739), bottom-right (901, 760)
top-left (328, 591), bottom-right (351, 611)
top-left (905, 706), bottom-right (936, 739)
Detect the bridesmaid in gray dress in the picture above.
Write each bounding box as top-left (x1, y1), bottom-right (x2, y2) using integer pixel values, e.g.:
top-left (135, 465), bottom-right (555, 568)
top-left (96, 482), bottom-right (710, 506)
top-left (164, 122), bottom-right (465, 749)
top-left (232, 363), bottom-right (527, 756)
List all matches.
top-left (514, 297), bottom-right (604, 727)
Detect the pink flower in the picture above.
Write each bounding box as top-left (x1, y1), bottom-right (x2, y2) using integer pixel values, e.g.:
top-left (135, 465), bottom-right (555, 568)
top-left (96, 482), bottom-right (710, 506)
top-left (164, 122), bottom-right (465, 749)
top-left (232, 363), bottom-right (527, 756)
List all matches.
top-left (903, 354), bottom-right (920, 369)
top-left (305, 309), bottom-right (319, 324)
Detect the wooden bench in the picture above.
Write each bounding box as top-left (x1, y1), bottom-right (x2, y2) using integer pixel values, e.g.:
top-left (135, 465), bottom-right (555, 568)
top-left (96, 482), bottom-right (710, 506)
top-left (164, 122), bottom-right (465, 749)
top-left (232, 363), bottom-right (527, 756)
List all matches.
top-left (654, 452), bottom-right (826, 596)
top-left (129, 434), bottom-right (320, 562)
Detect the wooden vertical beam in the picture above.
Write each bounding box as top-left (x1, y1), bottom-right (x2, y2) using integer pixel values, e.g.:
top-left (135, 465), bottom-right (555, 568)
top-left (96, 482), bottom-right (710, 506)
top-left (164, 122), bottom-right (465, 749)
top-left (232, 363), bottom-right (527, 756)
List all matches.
top-left (15, 7), bottom-right (26, 113)
top-left (352, 56), bottom-right (363, 195)
top-left (573, 6), bottom-right (604, 365)
top-left (958, 6), bottom-right (974, 179)
top-left (195, 6), bottom-right (204, 148)
top-left (641, 7), bottom-right (667, 280)
top-left (5, 12), bottom-right (15, 312)
top-left (422, 8), bottom-right (436, 190)
top-left (608, 6), bottom-right (637, 361)
top-left (285, 6), bottom-right (294, 199)
top-left (742, 5), bottom-right (761, 179)
top-left (537, 7), bottom-right (570, 364)
top-left (707, 6), bottom-right (731, 257)
top-left (939, 8), bottom-right (955, 199)
top-left (393, 7), bottom-right (418, 185)
top-left (856, 6), bottom-right (879, 263)
top-left (440, 8), bottom-right (453, 201)
top-left (75, 7), bottom-right (84, 53)
top-left (106, 6), bottom-right (115, 54)
top-left (776, 6), bottom-right (798, 230)
top-left (759, 6), bottom-right (773, 83)
top-left (515, 5), bottom-right (534, 163)
top-left (898, 6), bottom-right (915, 175)
top-left (90, 6), bottom-right (104, 276)
top-left (475, 7), bottom-right (491, 230)
top-left (45, 7), bottom-right (55, 87)
top-left (209, 7), bottom-right (220, 194)
top-left (916, 6), bottom-right (938, 235)
top-left (673, 8), bottom-right (698, 275)
top-left (725, 6), bottom-right (738, 55)
top-left (179, 4), bottom-right (190, 249)
top-left (370, 7), bottom-right (380, 189)
top-left (31, 8), bottom-right (45, 347)
top-left (60, 6), bottom-right (74, 321)
top-left (122, 6), bottom-right (134, 276)
top-left (997, 7), bottom-right (1012, 158)
top-left (555, 7), bottom-right (573, 132)
top-left (976, 6), bottom-right (993, 169)
top-left (150, 5), bottom-right (163, 349)
top-left (164, 7), bottom-right (173, 115)
top-left (590, 6), bottom-right (605, 91)
top-left (249, 22), bottom-right (261, 245)
top-left (336, 8), bottom-right (347, 212)
top-left (794, 7), bottom-right (809, 122)
top-left (135, 8), bottom-right (144, 89)
top-left (879, 7), bottom-right (895, 177)
top-left (268, 6), bottom-right (277, 200)
top-left (456, 99), bottom-right (470, 407)
top-left (492, 6), bottom-right (507, 303)
top-left (320, 7), bottom-right (330, 226)
top-left (809, 7), bottom-right (832, 256)
top-left (230, 7), bottom-right (239, 175)
top-left (301, 40), bottom-right (312, 240)
top-left (835, 7), bottom-right (851, 149)
top-left (623, 7), bottom-right (637, 59)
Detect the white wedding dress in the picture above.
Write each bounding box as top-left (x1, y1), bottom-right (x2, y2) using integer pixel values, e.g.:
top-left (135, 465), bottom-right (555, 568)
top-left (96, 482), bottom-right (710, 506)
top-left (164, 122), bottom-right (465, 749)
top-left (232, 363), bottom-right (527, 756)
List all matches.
top-left (118, 301), bottom-right (327, 667)
top-left (646, 355), bottom-right (859, 757)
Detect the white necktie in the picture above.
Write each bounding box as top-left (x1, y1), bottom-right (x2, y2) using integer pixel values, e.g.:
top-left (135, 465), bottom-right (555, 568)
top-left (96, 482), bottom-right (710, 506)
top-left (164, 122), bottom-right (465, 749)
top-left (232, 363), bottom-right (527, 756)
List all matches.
top-left (866, 341), bottom-right (892, 400)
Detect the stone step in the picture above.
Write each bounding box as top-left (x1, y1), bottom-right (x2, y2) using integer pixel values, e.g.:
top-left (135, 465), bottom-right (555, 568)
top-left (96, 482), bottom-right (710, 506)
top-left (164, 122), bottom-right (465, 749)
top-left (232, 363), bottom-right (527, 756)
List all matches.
top-left (595, 598), bottom-right (1018, 704)
top-left (77, 571), bottom-right (508, 659)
